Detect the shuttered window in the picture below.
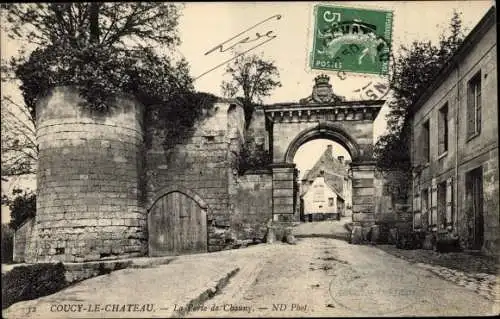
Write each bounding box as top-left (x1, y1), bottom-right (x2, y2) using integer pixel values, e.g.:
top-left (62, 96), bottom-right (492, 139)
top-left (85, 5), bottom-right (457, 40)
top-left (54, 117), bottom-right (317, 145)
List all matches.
top-left (467, 72), bottom-right (482, 139)
top-left (438, 103), bottom-right (449, 155)
top-left (446, 178), bottom-right (453, 226)
top-left (421, 188), bottom-right (429, 228)
top-left (430, 180), bottom-right (437, 227)
top-left (422, 120), bottom-right (430, 164)
top-left (437, 181), bottom-right (447, 227)
top-left (414, 192), bottom-right (421, 228)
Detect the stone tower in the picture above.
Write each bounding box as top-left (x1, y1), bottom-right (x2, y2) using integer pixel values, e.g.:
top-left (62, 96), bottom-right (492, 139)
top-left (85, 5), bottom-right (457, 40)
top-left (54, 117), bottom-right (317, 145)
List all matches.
top-left (30, 86), bottom-right (146, 262)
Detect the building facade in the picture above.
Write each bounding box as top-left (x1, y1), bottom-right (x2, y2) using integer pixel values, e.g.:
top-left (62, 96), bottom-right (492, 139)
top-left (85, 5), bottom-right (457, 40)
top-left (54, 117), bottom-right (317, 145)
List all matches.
top-left (299, 144), bottom-right (352, 221)
top-left (410, 7), bottom-right (498, 255)
top-left (302, 176), bottom-right (344, 221)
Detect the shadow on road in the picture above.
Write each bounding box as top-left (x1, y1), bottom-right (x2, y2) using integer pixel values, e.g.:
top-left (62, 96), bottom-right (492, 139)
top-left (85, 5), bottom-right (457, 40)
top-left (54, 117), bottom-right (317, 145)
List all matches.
top-left (292, 218), bottom-right (351, 242)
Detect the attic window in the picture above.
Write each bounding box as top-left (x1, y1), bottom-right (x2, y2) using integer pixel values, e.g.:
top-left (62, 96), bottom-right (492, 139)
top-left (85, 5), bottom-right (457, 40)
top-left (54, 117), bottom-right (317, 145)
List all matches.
top-left (320, 170), bottom-right (325, 176)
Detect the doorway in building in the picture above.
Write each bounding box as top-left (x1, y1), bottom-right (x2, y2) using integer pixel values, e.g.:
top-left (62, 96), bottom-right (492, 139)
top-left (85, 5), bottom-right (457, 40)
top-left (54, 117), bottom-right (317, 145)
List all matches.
top-left (465, 167), bottom-right (484, 250)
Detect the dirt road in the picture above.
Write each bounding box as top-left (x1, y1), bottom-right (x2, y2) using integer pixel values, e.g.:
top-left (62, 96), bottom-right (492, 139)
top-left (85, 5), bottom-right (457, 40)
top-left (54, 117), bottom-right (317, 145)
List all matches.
top-left (186, 237), bottom-right (498, 317)
top-left (4, 234), bottom-right (498, 318)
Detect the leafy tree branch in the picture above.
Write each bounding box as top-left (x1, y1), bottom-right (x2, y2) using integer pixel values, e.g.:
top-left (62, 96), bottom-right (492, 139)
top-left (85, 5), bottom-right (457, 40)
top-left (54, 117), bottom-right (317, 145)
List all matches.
top-left (374, 11), bottom-right (465, 171)
top-left (221, 53), bottom-right (281, 127)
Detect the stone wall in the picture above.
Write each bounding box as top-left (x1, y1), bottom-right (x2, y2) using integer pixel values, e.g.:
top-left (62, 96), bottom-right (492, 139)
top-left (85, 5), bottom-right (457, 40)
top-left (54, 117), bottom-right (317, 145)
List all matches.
top-left (374, 169), bottom-right (411, 227)
top-left (13, 217), bottom-right (35, 263)
top-left (230, 170), bottom-right (273, 242)
top-left (480, 148), bottom-right (499, 255)
top-left (246, 106), bottom-right (269, 151)
top-left (145, 100), bottom-right (246, 253)
top-left (32, 86), bottom-right (146, 263)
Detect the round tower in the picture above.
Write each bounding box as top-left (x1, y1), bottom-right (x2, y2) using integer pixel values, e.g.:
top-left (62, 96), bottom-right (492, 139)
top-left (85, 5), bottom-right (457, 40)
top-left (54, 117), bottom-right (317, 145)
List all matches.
top-left (29, 86), bottom-right (146, 262)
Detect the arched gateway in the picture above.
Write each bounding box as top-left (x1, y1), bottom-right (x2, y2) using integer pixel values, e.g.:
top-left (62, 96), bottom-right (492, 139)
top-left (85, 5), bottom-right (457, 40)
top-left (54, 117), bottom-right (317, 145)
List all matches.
top-left (263, 74), bottom-right (384, 228)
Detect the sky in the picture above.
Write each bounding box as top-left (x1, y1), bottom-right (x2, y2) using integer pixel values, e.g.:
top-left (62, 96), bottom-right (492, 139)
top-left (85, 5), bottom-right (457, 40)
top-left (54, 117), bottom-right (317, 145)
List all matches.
top-left (175, 0), bottom-right (492, 183)
top-left (0, 1), bottom-right (494, 223)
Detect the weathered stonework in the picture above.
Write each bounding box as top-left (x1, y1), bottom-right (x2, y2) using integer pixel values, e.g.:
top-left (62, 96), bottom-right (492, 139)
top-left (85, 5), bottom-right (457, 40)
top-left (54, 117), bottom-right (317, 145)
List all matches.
top-left (231, 170), bottom-right (273, 241)
top-left (263, 75), bottom-right (384, 235)
top-left (145, 100), bottom-right (247, 253)
top-left (31, 86), bottom-right (146, 263)
top-left (374, 169), bottom-right (411, 228)
top-left (13, 217), bottom-right (35, 263)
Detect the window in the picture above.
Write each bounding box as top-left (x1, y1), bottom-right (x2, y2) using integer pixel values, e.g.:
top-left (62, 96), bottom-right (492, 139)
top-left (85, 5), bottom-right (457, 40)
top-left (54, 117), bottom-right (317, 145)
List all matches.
top-left (313, 187), bottom-right (324, 202)
top-left (383, 184), bottom-right (391, 196)
top-left (438, 103), bottom-right (449, 155)
top-left (328, 197), bottom-right (334, 206)
top-left (422, 120), bottom-right (430, 164)
top-left (467, 71), bottom-right (481, 138)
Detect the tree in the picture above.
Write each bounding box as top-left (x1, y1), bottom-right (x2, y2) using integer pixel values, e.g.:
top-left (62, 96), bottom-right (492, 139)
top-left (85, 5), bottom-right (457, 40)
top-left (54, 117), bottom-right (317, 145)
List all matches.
top-left (221, 53), bottom-right (282, 126)
top-left (1, 96), bottom-right (37, 177)
top-left (1, 3), bottom-right (194, 179)
top-left (1, 224), bottom-right (14, 263)
top-left (1, 188), bottom-right (36, 230)
top-left (1, 3), bottom-right (181, 50)
top-left (237, 136), bottom-right (272, 175)
top-left (374, 11), bottom-right (465, 171)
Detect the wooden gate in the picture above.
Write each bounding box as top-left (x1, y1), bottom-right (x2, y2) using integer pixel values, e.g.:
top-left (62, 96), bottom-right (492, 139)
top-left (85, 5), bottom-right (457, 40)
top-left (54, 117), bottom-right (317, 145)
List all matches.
top-left (148, 190), bottom-right (208, 256)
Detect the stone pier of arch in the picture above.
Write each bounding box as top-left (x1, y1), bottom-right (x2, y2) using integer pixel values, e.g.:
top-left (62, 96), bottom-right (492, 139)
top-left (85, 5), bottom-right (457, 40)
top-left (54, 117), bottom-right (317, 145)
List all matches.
top-left (269, 161), bottom-right (377, 236)
top-left (262, 74), bottom-right (385, 243)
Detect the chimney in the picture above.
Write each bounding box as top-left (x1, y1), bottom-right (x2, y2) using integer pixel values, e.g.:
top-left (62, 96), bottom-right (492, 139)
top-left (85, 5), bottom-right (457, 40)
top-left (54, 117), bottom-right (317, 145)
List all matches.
top-left (338, 156), bottom-right (344, 163)
top-left (327, 145), bottom-right (332, 154)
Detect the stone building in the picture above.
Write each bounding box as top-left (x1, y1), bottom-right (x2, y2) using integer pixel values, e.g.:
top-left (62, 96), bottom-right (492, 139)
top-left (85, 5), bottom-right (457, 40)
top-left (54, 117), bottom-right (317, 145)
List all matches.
top-left (409, 7), bottom-right (498, 255)
top-left (301, 176), bottom-right (345, 222)
top-left (299, 144), bottom-right (352, 221)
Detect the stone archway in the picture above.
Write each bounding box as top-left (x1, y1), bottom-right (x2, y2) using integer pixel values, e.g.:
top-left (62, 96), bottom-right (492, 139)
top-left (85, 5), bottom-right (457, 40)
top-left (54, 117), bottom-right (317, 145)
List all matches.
top-left (283, 122), bottom-right (361, 163)
top-left (263, 75), bottom-right (384, 231)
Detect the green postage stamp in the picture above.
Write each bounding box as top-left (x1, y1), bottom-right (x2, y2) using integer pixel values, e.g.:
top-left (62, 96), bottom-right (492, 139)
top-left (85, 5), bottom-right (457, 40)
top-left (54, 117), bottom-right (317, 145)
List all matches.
top-left (310, 5), bottom-right (393, 75)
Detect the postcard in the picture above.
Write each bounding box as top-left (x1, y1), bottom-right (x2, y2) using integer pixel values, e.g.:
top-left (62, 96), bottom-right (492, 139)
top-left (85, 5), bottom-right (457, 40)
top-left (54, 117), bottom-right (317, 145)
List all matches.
top-left (1, 1), bottom-right (498, 318)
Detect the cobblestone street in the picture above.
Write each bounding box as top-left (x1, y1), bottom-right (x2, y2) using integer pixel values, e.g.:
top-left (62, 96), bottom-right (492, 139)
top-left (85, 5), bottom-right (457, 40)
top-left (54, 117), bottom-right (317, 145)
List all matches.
top-left (376, 244), bottom-right (499, 301)
top-left (1, 2), bottom-right (498, 319)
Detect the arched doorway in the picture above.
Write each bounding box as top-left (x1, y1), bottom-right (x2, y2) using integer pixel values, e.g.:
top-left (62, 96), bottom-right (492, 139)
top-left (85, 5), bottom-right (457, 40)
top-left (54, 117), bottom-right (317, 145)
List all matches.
top-left (263, 74), bottom-right (384, 228)
top-left (148, 186), bottom-right (208, 256)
